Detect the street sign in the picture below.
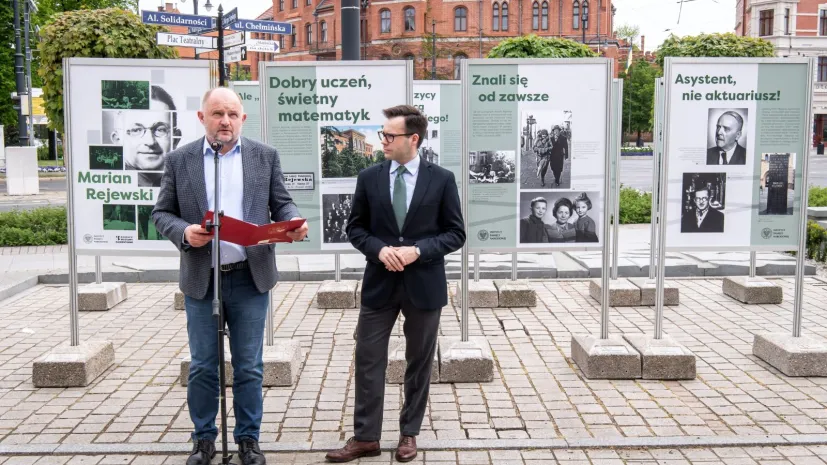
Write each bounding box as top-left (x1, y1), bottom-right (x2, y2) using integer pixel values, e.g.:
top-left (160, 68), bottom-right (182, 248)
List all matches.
top-left (141, 10), bottom-right (214, 29)
top-left (223, 7), bottom-right (239, 27)
top-left (195, 47), bottom-right (214, 55)
top-left (245, 39), bottom-right (281, 53)
top-left (188, 26), bottom-right (215, 34)
top-left (156, 32), bottom-right (216, 49)
top-left (230, 19), bottom-right (292, 35)
top-left (224, 32), bottom-right (245, 49)
top-left (225, 46), bottom-right (247, 64)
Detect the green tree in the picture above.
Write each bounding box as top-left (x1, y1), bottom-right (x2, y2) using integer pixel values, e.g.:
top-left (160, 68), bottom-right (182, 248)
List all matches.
top-left (34, 0), bottom-right (138, 23)
top-left (655, 33), bottom-right (774, 69)
top-left (615, 23), bottom-right (640, 50)
top-left (0, 2), bottom-right (19, 146)
top-left (374, 150), bottom-right (385, 163)
top-left (620, 59), bottom-right (659, 146)
top-left (488, 35), bottom-right (597, 58)
top-left (38, 8), bottom-right (177, 134)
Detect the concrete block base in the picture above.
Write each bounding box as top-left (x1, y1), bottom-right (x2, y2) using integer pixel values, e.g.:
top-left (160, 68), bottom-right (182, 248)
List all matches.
top-left (181, 339), bottom-right (303, 387)
top-left (623, 334), bottom-right (696, 380)
top-left (588, 278), bottom-right (641, 307)
top-left (752, 332), bottom-right (827, 377)
top-left (722, 276), bottom-right (783, 304)
top-left (78, 282), bottom-right (127, 311)
top-left (571, 334), bottom-right (641, 379)
top-left (32, 340), bottom-right (115, 387)
top-left (628, 278), bottom-right (680, 306)
top-left (316, 280), bottom-right (358, 309)
top-left (494, 280), bottom-right (536, 307)
top-left (386, 336), bottom-right (439, 384)
top-left (453, 280), bottom-right (499, 307)
top-left (174, 290), bottom-right (185, 310)
top-left (438, 337), bottom-right (494, 383)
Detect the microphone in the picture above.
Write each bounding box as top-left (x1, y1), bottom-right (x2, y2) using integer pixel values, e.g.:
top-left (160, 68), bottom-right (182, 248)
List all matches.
top-left (210, 140), bottom-right (223, 153)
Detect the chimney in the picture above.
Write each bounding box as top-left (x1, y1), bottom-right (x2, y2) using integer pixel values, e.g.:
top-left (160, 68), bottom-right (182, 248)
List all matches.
top-left (166, 3), bottom-right (174, 12)
top-left (157, 6), bottom-right (164, 11)
top-left (640, 35), bottom-right (645, 53)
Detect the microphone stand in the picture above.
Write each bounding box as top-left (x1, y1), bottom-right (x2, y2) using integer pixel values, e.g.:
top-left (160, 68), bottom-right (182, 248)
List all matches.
top-left (204, 139), bottom-right (237, 465)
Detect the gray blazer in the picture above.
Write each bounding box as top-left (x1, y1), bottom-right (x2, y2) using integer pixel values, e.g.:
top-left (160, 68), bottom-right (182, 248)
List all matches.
top-left (152, 136), bottom-right (300, 299)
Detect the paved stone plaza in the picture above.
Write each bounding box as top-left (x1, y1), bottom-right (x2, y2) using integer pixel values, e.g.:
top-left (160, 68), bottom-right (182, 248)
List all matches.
top-left (0, 276), bottom-right (827, 462)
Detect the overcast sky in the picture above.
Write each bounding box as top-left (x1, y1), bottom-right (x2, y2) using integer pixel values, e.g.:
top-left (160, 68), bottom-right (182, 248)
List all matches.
top-left (138, 0), bottom-right (736, 52)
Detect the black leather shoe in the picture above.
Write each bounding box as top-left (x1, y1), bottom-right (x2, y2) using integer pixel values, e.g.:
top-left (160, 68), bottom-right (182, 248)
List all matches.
top-left (238, 437), bottom-right (267, 465)
top-left (186, 439), bottom-right (215, 465)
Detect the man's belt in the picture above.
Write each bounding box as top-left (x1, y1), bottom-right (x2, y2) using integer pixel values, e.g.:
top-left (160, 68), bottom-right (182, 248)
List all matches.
top-left (219, 260), bottom-right (248, 272)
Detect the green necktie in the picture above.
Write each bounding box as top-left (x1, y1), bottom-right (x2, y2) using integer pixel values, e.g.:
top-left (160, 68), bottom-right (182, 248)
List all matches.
top-left (393, 165), bottom-right (407, 230)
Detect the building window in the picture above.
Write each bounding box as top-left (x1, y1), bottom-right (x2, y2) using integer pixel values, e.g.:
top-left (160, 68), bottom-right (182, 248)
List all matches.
top-left (292, 0), bottom-right (297, 8)
top-left (582, 0), bottom-right (589, 30)
top-left (759, 9), bottom-right (774, 36)
top-left (821, 10), bottom-right (827, 36)
top-left (306, 23), bottom-right (312, 45)
top-left (819, 57), bottom-right (827, 82)
top-left (279, 0), bottom-right (284, 11)
top-left (455, 7), bottom-right (467, 31)
top-left (404, 7), bottom-right (415, 31)
top-left (493, 2), bottom-right (500, 31)
top-left (306, 0), bottom-right (310, 5)
top-left (279, 35), bottom-right (285, 50)
top-left (291, 29), bottom-right (297, 47)
top-left (380, 9), bottom-right (391, 33)
top-left (453, 53), bottom-right (467, 79)
top-left (572, 0), bottom-right (579, 29)
top-left (320, 21), bottom-right (328, 42)
top-left (532, 2), bottom-right (539, 30)
top-left (784, 8), bottom-right (790, 35)
top-left (541, 1), bottom-right (548, 30)
top-left (502, 2), bottom-right (509, 30)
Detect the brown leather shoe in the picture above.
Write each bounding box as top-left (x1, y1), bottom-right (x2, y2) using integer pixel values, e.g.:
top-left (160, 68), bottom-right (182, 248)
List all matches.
top-left (325, 437), bottom-right (381, 463)
top-left (395, 435), bottom-right (417, 462)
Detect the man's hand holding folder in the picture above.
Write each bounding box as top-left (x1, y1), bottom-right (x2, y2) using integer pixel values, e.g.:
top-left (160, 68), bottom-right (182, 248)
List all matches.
top-left (197, 211), bottom-right (309, 246)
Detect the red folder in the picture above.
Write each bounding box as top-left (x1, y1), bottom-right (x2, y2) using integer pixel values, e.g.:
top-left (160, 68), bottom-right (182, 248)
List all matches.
top-left (201, 211), bottom-right (306, 246)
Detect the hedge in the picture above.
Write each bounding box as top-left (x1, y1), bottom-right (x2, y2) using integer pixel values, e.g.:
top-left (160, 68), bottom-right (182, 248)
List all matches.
top-left (0, 206), bottom-right (67, 246)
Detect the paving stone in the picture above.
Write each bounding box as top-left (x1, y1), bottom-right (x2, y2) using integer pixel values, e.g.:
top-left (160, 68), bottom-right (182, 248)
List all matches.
top-left (628, 278), bottom-right (680, 306)
top-left (752, 332), bottom-right (827, 377)
top-left (32, 341), bottom-right (115, 388)
top-left (623, 333), bottom-right (696, 380)
top-left (493, 280), bottom-right (536, 307)
top-left (588, 278), bottom-right (641, 307)
top-left (386, 336), bottom-right (439, 384)
top-left (438, 337), bottom-right (494, 383)
top-left (453, 280), bottom-right (499, 308)
top-left (180, 339), bottom-right (303, 387)
top-left (315, 280), bottom-right (357, 309)
top-left (173, 290), bottom-right (184, 311)
top-left (77, 283), bottom-right (127, 311)
top-left (570, 334), bottom-right (641, 379)
top-left (722, 276), bottom-right (783, 304)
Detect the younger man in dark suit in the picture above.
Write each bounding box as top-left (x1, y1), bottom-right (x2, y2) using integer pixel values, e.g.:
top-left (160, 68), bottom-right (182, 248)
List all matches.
top-left (325, 105), bottom-right (465, 463)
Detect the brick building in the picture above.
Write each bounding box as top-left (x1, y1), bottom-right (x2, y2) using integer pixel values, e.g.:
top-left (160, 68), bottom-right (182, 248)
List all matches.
top-left (250, 0), bottom-right (623, 79)
top-left (735, 0), bottom-right (827, 146)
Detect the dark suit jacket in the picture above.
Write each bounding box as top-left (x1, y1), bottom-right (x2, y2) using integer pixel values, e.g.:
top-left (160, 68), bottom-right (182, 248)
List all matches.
top-left (346, 158), bottom-right (465, 310)
top-left (706, 144), bottom-right (746, 165)
top-left (152, 137), bottom-right (300, 299)
top-left (680, 207), bottom-right (725, 233)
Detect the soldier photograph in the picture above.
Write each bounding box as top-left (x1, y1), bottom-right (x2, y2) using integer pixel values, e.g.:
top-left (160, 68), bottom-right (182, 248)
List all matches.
top-left (520, 110), bottom-right (572, 189)
top-left (322, 194), bottom-right (353, 243)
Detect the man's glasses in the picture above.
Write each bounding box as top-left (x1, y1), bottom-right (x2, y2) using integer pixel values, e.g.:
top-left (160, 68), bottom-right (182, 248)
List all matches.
top-left (125, 123), bottom-right (171, 139)
top-left (378, 131), bottom-right (414, 143)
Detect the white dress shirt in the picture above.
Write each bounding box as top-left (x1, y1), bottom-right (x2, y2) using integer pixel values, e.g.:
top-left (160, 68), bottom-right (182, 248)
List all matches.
top-left (389, 155), bottom-right (421, 210)
top-left (719, 146), bottom-right (735, 164)
top-left (203, 138), bottom-right (247, 265)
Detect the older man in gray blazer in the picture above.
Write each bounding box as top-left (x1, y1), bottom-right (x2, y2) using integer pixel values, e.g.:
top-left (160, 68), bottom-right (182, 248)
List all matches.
top-left (152, 87), bottom-right (308, 465)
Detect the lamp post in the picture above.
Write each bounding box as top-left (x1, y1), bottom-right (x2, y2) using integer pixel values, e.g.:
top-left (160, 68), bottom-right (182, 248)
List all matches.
top-left (431, 19), bottom-right (436, 79)
top-left (313, 10), bottom-right (319, 53)
top-left (581, 0), bottom-right (588, 44)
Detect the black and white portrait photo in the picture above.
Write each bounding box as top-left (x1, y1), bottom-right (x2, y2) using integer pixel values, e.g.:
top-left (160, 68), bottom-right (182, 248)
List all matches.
top-left (469, 150), bottom-right (516, 183)
top-left (322, 193), bottom-right (353, 243)
top-left (518, 191), bottom-right (600, 244)
top-left (707, 108), bottom-right (748, 165)
top-left (680, 172), bottom-right (726, 233)
top-left (520, 110), bottom-right (572, 188)
top-left (418, 140), bottom-right (439, 165)
top-left (101, 85), bottom-right (183, 187)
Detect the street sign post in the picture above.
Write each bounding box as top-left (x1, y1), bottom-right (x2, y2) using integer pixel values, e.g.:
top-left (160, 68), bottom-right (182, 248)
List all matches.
top-left (245, 39), bottom-right (280, 53)
top-left (223, 7), bottom-right (239, 27)
top-left (156, 32), bottom-right (216, 49)
top-left (225, 46), bottom-right (247, 64)
top-left (223, 31), bottom-right (245, 49)
top-left (230, 18), bottom-right (292, 34)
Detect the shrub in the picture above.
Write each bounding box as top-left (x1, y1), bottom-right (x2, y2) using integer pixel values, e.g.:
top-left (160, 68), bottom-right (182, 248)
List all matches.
top-left (807, 220), bottom-right (827, 262)
top-left (809, 186), bottom-right (827, 207)
top-left (618, 186), bottom-right (652, 224)
top-left (0, 206), bottom-right (67, 246)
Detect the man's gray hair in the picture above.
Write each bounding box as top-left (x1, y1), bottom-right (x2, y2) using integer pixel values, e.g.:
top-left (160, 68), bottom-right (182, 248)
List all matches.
top-left (718, 110), bottom-right (744, 132)
top-left (201, 87), bottom-right (244, 110)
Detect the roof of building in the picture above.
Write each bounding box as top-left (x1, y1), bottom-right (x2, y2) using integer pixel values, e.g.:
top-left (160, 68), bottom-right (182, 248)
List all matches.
top-left (256, 6), bottom-right (274, 20)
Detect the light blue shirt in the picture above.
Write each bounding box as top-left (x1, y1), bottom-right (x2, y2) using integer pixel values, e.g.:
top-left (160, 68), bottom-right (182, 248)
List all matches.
top-left (389, 155), bottom-right (420, 210)
top-left (203, 138), bottom-right (247, 265)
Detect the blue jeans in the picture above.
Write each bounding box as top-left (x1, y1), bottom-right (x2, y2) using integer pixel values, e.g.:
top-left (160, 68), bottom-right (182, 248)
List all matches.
top-left (184, 267), bottom-right (268, 443)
